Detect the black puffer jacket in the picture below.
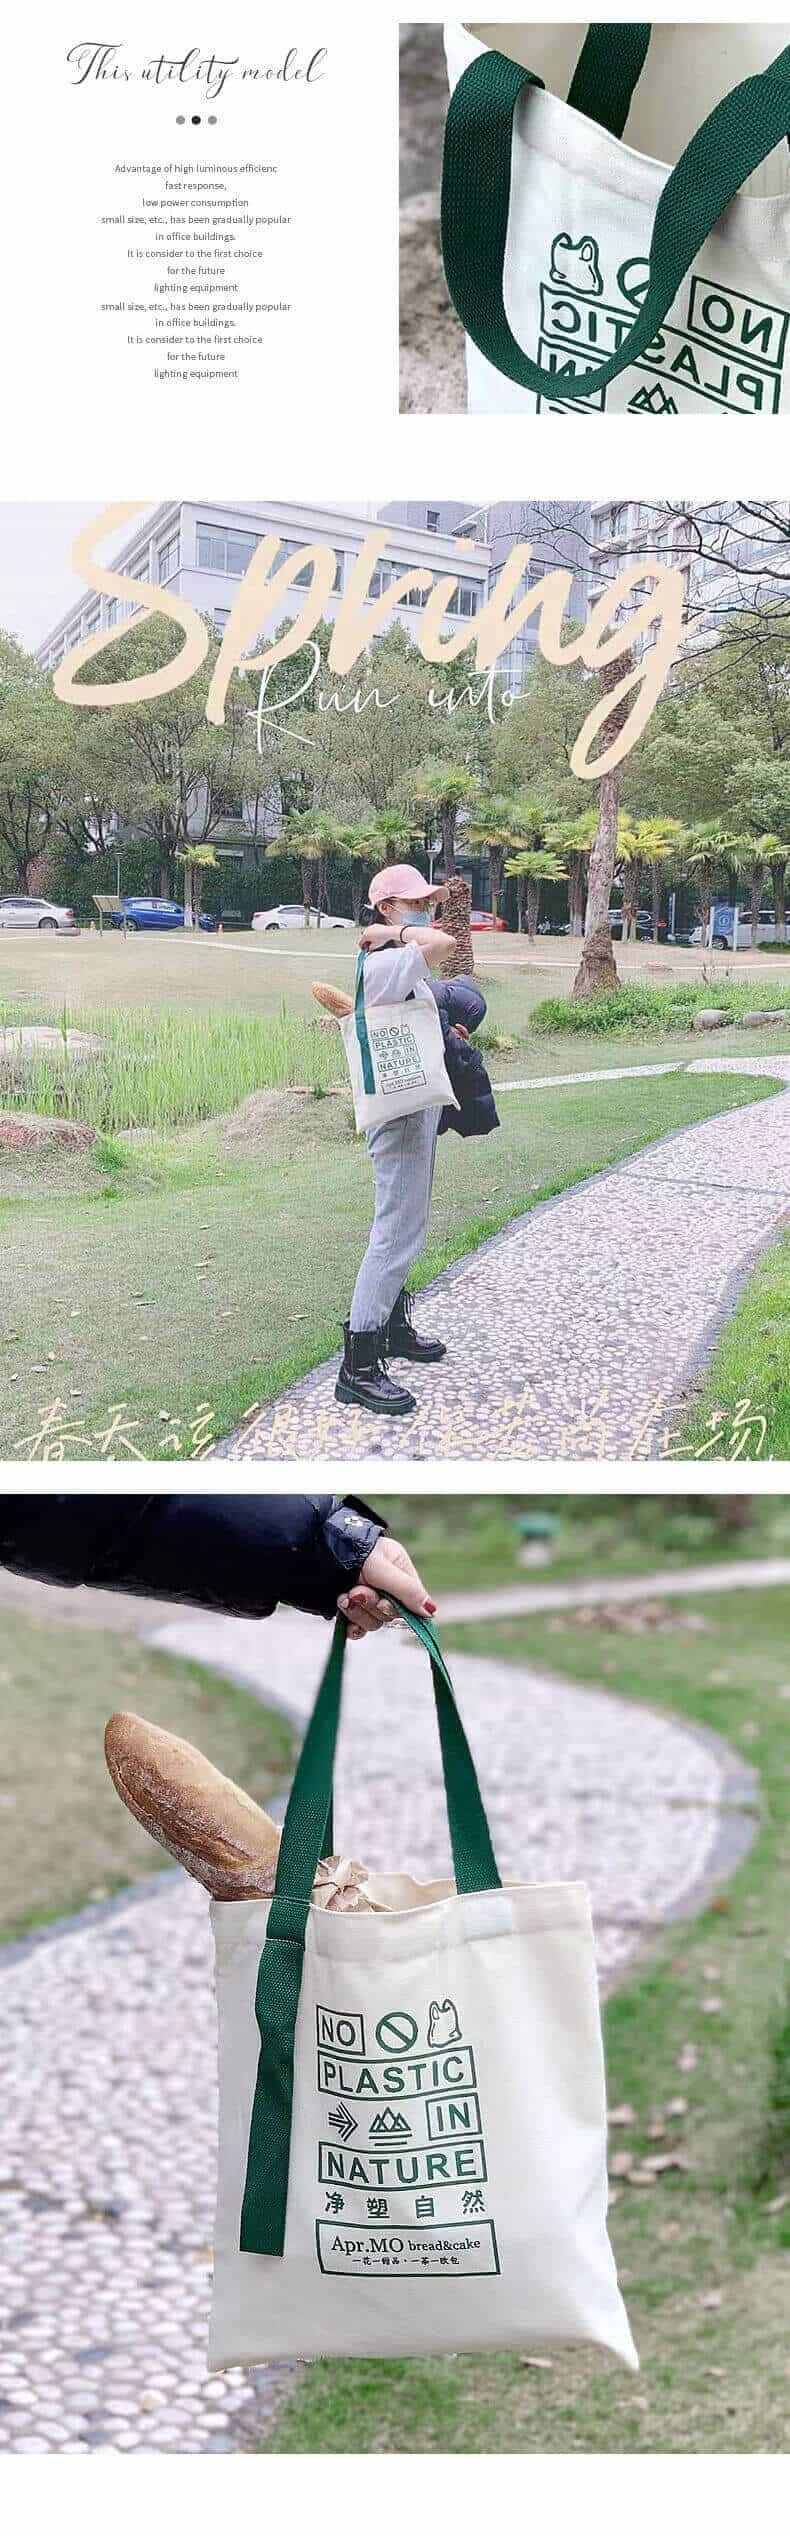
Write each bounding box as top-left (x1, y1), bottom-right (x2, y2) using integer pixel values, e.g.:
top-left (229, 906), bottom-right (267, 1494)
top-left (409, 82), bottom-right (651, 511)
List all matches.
top-left (0, 1495), bottom-right (387, 1622)
top-left (432, 975), bottom-right (500, 1140)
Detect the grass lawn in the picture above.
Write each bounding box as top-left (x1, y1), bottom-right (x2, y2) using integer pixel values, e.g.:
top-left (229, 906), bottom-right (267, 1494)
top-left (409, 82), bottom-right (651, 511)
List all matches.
top-left (266, 1584), bottom-right (790, 2454)
top-left (0, 1068), bottom-right (776, 1459)
top-left (0, 1608), bottom-right (294, 1943)
top-left (679, 1223), bottom-right (790, 1464)
top-left (377, 1490), bottom-right (790, 1593)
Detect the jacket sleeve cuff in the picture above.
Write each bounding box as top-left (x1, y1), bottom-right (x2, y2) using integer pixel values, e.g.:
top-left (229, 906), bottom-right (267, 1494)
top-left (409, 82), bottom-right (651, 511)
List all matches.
top-left (312, 1496), bottom-right (388, 1611)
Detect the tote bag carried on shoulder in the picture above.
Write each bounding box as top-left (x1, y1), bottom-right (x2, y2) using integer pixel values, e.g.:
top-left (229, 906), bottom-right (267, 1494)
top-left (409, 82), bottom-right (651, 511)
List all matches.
top-left (442, 23), bottom-right (790, 414)
top-left (209, 1603), bottom-right (637, 2369)
top-left (340, 951), bottom-right (458, 1132)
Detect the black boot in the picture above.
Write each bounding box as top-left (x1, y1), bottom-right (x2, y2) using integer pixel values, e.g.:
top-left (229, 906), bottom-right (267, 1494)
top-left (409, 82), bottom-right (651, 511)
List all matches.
top-left (385, 1288), bottom-right (446, 1364)
top-left (335, 1323), bottom-right (416, 1416)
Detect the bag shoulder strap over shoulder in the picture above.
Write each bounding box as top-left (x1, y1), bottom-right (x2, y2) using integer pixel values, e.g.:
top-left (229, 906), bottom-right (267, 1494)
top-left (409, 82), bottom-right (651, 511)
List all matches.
top-left (239, 1600), bottom-right (501, 2256)
top-left (353, 947), bottom-right (375, 1094)
top-left (441, 39), bottom-right (790, 402)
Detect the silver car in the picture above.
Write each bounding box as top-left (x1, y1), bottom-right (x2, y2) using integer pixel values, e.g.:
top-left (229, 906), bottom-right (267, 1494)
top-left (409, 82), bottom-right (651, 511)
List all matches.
top-left (251, 903), bottom-right (354, 932)
top-left (0, 895), bottom-right (78, 932)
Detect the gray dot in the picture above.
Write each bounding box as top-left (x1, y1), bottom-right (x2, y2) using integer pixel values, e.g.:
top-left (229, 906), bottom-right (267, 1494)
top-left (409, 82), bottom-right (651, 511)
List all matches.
top-left (176, 115), bottom-right (185, 125)
top-left (208, 115), bottom-right (217, 126)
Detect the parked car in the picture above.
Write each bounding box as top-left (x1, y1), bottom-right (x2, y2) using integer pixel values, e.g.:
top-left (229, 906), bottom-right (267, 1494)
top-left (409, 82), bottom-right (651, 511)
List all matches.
top-left (0, 895), bottom-right (77, 931)
top-left (690, 903), bottom-right (780, 950)
top-left (402, 908), bottom-right (506, 932)
top-left (609, 909), bottom-right (667, 939)
top-left (110, 898), bottom-right (217, 932)
top-left (252, 903), bottom-right (355, 931)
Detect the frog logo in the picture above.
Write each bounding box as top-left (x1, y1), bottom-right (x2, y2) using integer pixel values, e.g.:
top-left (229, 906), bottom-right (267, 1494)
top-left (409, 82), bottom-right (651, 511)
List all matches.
top-left (549, 232), bottom-right (602, 296)
top-left (427, 1998), bottom-right (462, 2046)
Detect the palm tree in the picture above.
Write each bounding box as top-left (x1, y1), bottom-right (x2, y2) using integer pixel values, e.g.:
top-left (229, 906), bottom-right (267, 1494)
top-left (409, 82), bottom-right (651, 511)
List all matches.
top-left (505, 840), bottom-right (567, 938)
top-left (175, 841), bottom-right (217, 928)
top-left (406, 761), bottom-right (479, 881)
top-left (617, 815), bottom-right (685, 941)
top-left (280, 807), bottom-right (343, 923)
top-left (683, 818), bottom-right (748, 942)
top-left (463, 795), bottom-right (518, 924)
top-left (738, 832), bottom-right (783, 943)
top-left (405, 762), bottom-right (480, 977)
top-left (544, 808), bottom-right (598, 936)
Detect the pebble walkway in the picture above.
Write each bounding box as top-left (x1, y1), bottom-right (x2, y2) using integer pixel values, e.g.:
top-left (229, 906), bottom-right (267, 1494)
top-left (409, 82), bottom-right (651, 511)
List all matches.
top-left (1, 1604), bottom-right (756, 2452)
top-left (220, 1057), bottom-right (790, 1462)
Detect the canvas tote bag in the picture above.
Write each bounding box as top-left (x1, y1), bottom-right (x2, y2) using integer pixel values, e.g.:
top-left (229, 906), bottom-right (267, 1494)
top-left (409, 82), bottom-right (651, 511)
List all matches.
top-left (340, 950), bottom-right (458, 1131)
top-left (209, 1604), bottom-right (637, 2369)
top-left (442, 23), bottom-right (790, 414)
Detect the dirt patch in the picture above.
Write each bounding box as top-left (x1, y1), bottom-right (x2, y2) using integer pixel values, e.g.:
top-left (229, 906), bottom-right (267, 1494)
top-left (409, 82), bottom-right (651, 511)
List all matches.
top-left (0, 1112), bottom-right (97, 1154)
top-left (399, 27), bottom-right (466, 413)
top-left (219, 1086), bottom-right (355, 1154)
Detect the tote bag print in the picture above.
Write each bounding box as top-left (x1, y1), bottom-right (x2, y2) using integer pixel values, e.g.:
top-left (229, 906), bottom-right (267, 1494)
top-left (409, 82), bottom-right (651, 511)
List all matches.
top-left (209, 1604), bottom-right (637, 2368)
top-left (340, 952), bottom-right (457, 1131)
top-left (442, 24), bottom-right (790, 415)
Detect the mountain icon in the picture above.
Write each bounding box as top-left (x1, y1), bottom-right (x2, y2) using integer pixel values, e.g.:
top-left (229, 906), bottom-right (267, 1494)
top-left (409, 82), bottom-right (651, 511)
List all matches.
top-left (627, 382), bottom-right (679, 415)
top-left (369, 2108), bottom-right (412, 2138)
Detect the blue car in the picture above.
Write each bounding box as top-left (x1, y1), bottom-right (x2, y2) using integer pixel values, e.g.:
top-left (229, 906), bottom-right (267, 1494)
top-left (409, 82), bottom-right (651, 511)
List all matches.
top-left (111, 897), bottom-right (217, 932)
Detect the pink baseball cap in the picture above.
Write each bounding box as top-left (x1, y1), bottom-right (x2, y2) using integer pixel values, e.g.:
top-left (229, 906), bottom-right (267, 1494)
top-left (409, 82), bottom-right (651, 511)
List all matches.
top-left (368, 864), bottom-right (443, 906)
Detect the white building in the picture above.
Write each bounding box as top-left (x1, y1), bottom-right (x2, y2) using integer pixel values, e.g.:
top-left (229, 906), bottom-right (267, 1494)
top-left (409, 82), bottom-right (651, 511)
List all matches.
top-left (36, 499), bottom-right (491, 669)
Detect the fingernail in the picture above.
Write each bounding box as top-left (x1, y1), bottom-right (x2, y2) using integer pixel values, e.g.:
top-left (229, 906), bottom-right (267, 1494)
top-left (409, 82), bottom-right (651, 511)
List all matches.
top-left (425, 1599), bottom-right (437, 1615)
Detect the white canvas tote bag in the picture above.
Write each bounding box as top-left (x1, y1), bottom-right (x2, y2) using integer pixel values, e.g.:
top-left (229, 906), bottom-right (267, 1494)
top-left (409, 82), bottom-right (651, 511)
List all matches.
top-left (442, 23), bottom-right (790, 414)
top-left (340, 950), bottom-right (458, 1132)
top-left (209, 1603), bottom-right (637, 2370)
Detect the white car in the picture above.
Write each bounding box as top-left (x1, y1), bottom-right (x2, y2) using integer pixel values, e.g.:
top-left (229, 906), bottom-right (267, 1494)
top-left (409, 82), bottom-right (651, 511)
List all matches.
top-left (252, 903), bottom-right (354, 932)
top-left (0, 895), bottom-right (78, 931)
top-left (690, 903), bottom-right (782, 950)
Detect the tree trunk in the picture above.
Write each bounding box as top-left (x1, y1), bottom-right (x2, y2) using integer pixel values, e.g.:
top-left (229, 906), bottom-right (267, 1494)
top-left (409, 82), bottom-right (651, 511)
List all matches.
top-left (568, 852), bottom-right (585, 935)
top-left (441, 800), bottom-right (457, 879)
top-left (573, 650), bottom-right (632, 998)
top-left (750, 863), bottom-right (764, 942)
top-left (516, 872), bottom-right (526, 933)
top-left (651, 862), bottom-right (662, 942)
top-left (351, 869), bottom-right (367, 922)
top-left (699, 864), bottom-right (713, 938)
top-left (622, 859), bottom-right (640, 941)
top-left (182, 863), bottom-right (194, 928)
top-left (301, 858), bottom-right (314, 923)
top-left (489, 844), bottom-right (504, 925)
top-left (440, 872), bottom-right (474, 976)
top-left (526, 874), bottom-right (540, 940)
top-left (193, 868), bottom-right (203, 924)
top-left (772, 861), bottom-right (787, 941)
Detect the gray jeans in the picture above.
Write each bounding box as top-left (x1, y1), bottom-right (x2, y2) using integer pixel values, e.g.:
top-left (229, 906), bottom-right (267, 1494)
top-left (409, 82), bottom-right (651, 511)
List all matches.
top-left (350, 1107), bottom-right (441, 1332)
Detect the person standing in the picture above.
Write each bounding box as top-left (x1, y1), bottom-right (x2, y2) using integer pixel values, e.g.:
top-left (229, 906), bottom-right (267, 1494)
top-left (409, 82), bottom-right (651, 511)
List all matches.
top-left (335, 865), bottom-right (456, 1417)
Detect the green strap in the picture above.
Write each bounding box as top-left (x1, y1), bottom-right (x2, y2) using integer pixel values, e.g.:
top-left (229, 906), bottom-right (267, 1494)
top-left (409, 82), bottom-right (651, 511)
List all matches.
top-left (354, 949), bottom-right (375, 1096)
top-left (568, 26), bottom-right (651, 138)
top-left (441, 43), bottom-right (790, 402)
top-left (239, 1600), bottom-right (501, 2256)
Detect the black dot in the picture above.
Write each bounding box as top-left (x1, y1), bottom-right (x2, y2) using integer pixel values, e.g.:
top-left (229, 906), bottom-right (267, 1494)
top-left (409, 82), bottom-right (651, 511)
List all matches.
top-left (191, 114), bottom-right (201, 125)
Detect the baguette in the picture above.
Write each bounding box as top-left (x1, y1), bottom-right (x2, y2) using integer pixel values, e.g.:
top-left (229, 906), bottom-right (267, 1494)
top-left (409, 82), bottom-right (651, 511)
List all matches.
top-left (311, 980), bottom-right (353, 1017)
top-left (104, 1711), bottom-right (377, 1908)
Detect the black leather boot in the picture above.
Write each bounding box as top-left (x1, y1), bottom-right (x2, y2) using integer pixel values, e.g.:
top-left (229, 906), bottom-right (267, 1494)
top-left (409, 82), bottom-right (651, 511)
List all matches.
top-left (384, 1288), bottom-right (446, 1364)
top-left (335, 1323), bottom-right (416, 1416)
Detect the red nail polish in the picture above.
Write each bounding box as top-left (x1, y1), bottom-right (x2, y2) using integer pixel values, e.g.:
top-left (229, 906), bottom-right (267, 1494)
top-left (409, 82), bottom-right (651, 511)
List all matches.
top-left (425, 1599), bottom-right (437, 1615)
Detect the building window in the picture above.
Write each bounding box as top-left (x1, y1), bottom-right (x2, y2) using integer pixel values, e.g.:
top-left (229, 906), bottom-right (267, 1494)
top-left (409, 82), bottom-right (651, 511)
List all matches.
top-left (445, 579), bottom-right (479, 619)
top-left (84, 606), bottom-right (100, 636)
top-left (196, 522), bottom-right (258, 576)
top-left (106, 599), bottom-right (118, 627)
top-left (277, 539), bottom-right (343, 594)
top-left (130, 555), bottom-right (150, 581)
top-left (213, 607), bottom-right (231, 631)
top-left (158, 532), bottom-right (181, 583)
top-left (426, 508), bottom-right (441, 533)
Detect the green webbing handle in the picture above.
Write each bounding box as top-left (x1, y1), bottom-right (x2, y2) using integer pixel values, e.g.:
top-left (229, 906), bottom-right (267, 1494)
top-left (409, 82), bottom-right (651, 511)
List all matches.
top-left (239, 1600), bottom-right (501, 2254)
top-left (354, 949), bottom-right (375, 1096)
top-left (568, 25), bottom-right (651, 138)
top-left (441, 42), bottom-right (790, 402)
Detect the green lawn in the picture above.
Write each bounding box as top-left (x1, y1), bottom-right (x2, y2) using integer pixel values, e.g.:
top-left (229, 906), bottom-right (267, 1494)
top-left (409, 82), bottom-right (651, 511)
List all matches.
top-left (679, 1223), bottom-right (790, 1464)
top-left (377, 1490), bottom-right (790, 1592)
top-left (266, 1584), bottom-right (790, 2454)
top-left (0, 1608), bottom-right (294, 1943)
top-left (0, 1068), bottom-right (775, 1459)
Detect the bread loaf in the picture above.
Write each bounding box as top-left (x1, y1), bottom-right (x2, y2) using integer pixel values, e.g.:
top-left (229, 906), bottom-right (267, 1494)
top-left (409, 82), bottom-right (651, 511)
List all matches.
top-left (311, 980), bottom-right (353, 1017)
top-left (104, 1711), bottom-right (379, 1908)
